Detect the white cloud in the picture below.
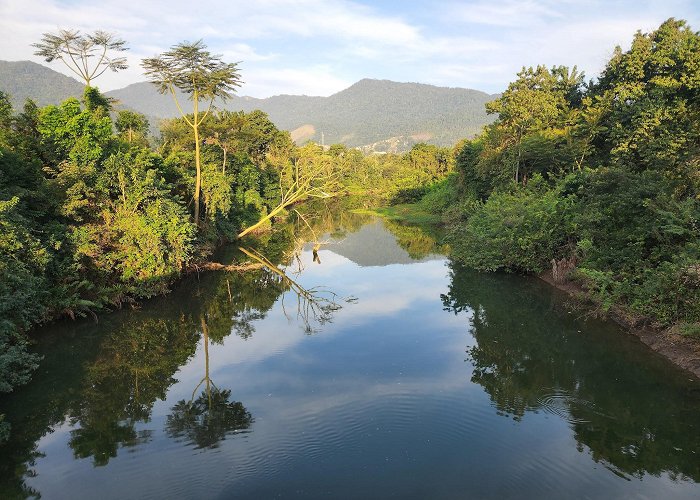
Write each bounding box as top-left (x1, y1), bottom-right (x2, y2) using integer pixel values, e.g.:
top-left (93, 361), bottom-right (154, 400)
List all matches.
top-left (1, 0), bottom-right (699, 95)
top-left (243, 66), bottom-right (352, 97)
top-left (447, 0), bottom-right (563, 27)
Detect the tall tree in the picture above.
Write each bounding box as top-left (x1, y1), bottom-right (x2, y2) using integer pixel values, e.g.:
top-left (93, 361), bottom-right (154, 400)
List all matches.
top-left (588, 18), bottom-right (700, 197)
top-left (142, 41), bottom-right (242, 226)
top-left (32, 29), bottom-right (128, 88)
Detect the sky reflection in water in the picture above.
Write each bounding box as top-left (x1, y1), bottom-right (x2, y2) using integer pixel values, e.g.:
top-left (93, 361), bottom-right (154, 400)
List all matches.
top-left (1, 217), bottom-right (699, 499)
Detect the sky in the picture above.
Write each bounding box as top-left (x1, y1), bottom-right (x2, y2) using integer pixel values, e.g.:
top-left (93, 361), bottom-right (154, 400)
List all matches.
top-left (1, 0), bottom-right (699, 97)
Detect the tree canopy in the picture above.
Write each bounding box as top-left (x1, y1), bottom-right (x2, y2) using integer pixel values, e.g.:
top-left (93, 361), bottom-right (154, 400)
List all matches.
top-left (32, 29), bottom-right (128, 87)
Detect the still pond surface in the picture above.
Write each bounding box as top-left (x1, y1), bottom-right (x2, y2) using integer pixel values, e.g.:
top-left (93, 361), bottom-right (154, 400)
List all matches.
top-left (1, 213), bottom-right (699, 499)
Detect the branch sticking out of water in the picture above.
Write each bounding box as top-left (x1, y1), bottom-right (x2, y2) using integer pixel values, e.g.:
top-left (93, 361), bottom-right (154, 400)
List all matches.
top-left (238, 246), bottom-right (356, 333)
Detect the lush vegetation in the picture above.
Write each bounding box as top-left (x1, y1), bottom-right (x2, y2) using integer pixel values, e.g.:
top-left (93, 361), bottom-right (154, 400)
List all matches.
top-left (0, 62), bottom-right (455, 440)
top-left (424, 19), bottom-right (699, 330)
top-left (2, 17), bottom-right (698, 443)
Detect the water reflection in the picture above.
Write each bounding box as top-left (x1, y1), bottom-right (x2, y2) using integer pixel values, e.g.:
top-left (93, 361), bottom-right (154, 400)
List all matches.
top-left (166, 389), bottom-right (253, 450)
top-left (165, 316), bottom-right (252, 450)
top-left (0, 206), bottom-right (365, 497)
top-left (240, 247), bottom-right (355, 334)
top-left (442, 261), bottom-right (700, 482)
top-left (67, 317), bottom-right (199, 466)
top-left (382, 218), bottom-right (448, 260)
top-left (1, 210), bottom-right (699, 499)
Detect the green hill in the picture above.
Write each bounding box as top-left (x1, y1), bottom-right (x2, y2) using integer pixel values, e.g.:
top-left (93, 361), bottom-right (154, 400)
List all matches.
top-left (0, 60), bottom-right (83, 108)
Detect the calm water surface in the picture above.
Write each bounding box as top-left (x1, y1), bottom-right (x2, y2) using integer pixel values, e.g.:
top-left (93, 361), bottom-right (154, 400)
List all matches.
top-left (1, 215), bottom-right (699, 499)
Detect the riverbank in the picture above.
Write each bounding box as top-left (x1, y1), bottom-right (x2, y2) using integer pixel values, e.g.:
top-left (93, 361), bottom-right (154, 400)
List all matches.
top-left (5, 213), bottom-right (699, 498)
top-left (368, 203), bottom-right (700, 379)
top-left (540, 269), bottom-right (700, 378)
top-left (352, 204), bottom-right (442, 226)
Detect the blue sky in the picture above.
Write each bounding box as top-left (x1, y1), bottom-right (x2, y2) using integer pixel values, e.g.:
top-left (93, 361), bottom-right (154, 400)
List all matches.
top-left (1, 0), bottom-right (699, 97)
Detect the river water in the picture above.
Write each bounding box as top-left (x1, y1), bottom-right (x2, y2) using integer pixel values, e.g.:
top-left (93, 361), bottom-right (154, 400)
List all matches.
top-left (1, 214), bottom-right (699, 499)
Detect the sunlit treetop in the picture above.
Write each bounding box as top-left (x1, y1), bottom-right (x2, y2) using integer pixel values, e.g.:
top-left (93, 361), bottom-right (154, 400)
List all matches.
top-left (32, 28), bottom-right (129, 87)
top-left (141, 40), bottom-right (242, 102)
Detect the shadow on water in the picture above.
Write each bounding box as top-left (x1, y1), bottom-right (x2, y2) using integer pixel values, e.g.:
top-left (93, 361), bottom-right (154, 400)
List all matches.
top-left (442, 261), bottom-right (700, 482)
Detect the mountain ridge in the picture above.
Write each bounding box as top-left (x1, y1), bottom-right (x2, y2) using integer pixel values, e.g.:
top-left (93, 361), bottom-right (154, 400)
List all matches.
top-left (0, 60), bottom-right (498, 150)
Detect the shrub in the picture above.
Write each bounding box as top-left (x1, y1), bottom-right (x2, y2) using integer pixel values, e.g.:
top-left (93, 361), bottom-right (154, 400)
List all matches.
top-left (449, 176), bottom-right (575, 272)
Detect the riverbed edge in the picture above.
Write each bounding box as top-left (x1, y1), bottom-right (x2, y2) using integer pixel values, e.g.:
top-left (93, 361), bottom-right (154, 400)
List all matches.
top-left (539, 270), bottom-right (700, 379)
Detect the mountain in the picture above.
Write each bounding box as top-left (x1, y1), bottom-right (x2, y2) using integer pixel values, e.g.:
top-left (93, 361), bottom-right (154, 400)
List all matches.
top-left (0, 60), bottom-right (83, 108)
top-left (0, 60), bottom-right (498, 150)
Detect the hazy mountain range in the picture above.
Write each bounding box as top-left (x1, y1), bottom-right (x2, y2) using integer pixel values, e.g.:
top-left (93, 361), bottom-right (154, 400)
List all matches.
top-left (0, 60), bottom-right (498, 151)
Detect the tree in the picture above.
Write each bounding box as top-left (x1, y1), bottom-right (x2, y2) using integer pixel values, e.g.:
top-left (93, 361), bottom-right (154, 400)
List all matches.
top-left (115, 110), bottom-right (149, 144)
top-left (142, 41), bottom-right (242, 226)
top-left (588, 18), bottom-right (700, 197)
top-left (485, 65), bottom-right (582, 183)
top-left (32, 29), bottom-right (128, 87)
top-left (237, 143), bottom-right (338, 238)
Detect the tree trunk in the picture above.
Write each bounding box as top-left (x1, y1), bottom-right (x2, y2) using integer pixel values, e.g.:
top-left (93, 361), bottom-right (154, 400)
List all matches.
top-left (201, 316), bottom-right (211, 407)
top-left (515, 127), bottom-right (522, 184)
top-left (193, 95), bottom-right (201, 226)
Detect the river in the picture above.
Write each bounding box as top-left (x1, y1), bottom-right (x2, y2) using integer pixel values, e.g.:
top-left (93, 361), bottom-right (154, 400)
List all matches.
top-left (1, 212), bottom-right (699, 499)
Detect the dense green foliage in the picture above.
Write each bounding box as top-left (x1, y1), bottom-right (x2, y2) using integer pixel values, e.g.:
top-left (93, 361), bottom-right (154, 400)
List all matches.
top-left (443, 18), bottom-right (699, 327)
top-left (0, 64), bottom-right (457, 437)
top-left (0, 86), bottom-right (320, 435)
top-left (326, 141), bottom-right (456, 201)
top-left (449, 176), bottom-right (576, 272)
top-left (2, 17), bottom-right (698, 446)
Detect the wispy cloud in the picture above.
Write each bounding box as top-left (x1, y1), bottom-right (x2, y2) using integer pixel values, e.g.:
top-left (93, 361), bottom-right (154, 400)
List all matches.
top-left (1, 0), bottom-right (698, 96)
top-left (446, 0), bottom-right (564, 27)
top-left (243, 66), bottom-right (352, 97)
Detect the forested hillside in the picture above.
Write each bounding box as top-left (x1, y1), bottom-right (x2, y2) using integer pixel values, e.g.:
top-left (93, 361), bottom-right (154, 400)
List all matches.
top-left (0, 62), bottom-right (496, 150)
top-left (0, 61), bottom-right (83, 108)
top-left (231, 79), bottom-right (497, 148)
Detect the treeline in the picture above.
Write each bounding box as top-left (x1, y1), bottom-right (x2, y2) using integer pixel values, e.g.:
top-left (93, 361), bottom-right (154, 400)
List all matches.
top-left (421, 19), bottom-right (699, 330)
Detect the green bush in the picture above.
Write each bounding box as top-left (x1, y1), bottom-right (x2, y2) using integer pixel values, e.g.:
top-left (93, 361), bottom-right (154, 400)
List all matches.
top-left (0, 197), bottom-right (43, 394)
top-left (628, 252), bottom-right (700, 325)
top-left (418, 175), bottom-right (460, 214)
top-left (449, 176), bottom-right (575, 272)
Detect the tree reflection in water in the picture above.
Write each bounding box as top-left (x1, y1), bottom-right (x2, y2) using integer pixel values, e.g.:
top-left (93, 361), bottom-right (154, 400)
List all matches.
top-left (166, 388), bottom-right (252, 450)
top-left (163, 230), bottom-right (357, 448)
top-left (165, 315), bottom-right (253, 449)
top-left (0, 205), bottom-right (362, 495)
top-left (441, 260), bottom-right (700, 482)
top-left (67, 317), bottom-right (199, 466)
top-left (239, 246), bottom-right (356, 334)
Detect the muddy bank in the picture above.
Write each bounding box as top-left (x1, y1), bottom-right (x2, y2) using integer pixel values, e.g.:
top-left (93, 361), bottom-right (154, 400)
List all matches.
top-left (540, 270), bottom-right (700, 378)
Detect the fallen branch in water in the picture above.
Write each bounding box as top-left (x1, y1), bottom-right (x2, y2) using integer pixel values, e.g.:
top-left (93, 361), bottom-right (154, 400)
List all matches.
top-left (237, 153), bottom-right (338, 238)
top-left (198, 262), bottom-right (264, 272)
